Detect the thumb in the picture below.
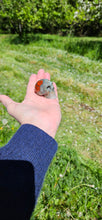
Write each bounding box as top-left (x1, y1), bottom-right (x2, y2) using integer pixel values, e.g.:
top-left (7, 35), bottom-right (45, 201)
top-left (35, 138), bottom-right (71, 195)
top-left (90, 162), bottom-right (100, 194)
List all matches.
top-left (0, 95), bottom-right (16, 114)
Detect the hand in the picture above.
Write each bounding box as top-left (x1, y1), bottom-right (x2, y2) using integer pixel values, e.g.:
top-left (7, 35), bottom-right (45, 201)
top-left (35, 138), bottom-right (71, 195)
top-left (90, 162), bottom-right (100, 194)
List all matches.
top-left (0, 69), bottom-right (61, 138)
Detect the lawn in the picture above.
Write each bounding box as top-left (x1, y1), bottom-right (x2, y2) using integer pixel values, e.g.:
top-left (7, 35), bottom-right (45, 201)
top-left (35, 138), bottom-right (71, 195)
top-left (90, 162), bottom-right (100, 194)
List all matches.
top-left (0, 34), bottom-right (102, 220)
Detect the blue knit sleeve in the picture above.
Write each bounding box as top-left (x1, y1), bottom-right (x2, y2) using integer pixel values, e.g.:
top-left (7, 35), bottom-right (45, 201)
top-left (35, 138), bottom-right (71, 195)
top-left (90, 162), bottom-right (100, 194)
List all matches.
top-left (0, 124), bottom-right (58, 205)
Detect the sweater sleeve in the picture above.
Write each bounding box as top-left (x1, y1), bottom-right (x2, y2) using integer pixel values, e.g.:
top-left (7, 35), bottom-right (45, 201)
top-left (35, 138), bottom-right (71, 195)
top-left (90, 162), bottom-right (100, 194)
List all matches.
top-left (0, 124), bottom-right (58, 205)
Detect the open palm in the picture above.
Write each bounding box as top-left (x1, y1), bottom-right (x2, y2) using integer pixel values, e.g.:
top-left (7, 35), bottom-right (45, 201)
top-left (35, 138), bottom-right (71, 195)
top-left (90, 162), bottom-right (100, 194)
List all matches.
top-left (0, 69), bottom-right (61, 137)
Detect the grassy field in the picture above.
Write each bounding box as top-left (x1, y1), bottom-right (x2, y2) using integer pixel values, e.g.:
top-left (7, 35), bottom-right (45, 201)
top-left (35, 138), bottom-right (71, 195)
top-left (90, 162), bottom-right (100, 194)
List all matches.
top-left (0, 34), bottom-right (102, 220)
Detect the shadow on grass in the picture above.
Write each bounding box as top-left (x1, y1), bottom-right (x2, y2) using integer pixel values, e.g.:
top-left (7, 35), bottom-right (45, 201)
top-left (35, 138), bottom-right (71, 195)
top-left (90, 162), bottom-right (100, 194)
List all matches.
top-left (8, 33), bottom-right (102, 61)
top-left (64, 39), bottom-right (102, 61)
top-left (9, 33), bottom-right (54, 45)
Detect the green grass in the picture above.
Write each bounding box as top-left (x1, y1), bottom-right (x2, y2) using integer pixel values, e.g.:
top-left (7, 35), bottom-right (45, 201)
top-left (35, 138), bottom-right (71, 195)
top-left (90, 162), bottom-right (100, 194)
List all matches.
top-left (0, 34), bottom-right (102, 220)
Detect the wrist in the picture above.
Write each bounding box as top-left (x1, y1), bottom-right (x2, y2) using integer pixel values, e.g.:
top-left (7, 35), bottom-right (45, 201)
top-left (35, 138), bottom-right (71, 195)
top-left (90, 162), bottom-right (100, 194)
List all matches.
top-left (21, 121), bottom-right (56, 138)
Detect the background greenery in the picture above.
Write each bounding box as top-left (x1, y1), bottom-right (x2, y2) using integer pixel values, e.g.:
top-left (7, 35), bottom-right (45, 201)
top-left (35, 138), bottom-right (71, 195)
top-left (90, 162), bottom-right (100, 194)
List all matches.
top-left (0, 0), bottom-right (102, 37)
top-left (0, 34), bottom-right (102, 219)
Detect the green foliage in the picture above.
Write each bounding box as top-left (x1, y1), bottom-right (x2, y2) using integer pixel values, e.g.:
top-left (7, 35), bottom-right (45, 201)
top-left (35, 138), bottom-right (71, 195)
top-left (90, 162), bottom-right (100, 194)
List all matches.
top-left (5, 33), bottom-right (102, 61)
top-left (73, 0), bottom-right (102, 36)
top-left (0, 34), bottom-right (102, 219)
top-left (64, 37), bottom-right (102, 61)
top-left (0, 0), bottom-right (102, 36)
top-left (0, 0), bottom-right (42, 36)
top-left (32, 147), bottom-right (102, 219)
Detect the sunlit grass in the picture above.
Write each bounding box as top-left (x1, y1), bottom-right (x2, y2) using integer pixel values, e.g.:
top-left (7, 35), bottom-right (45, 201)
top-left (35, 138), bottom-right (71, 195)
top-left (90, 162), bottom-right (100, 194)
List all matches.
top-left (0, 34), bottom-right (102, 219)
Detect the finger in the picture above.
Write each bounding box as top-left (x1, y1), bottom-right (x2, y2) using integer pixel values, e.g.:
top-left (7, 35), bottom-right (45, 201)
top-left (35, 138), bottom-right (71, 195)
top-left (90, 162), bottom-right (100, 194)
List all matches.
top-left (0, 95), bottom-right (14, 108)
top-left (0, 95), bottom-right (17, 116)
top-left (37, 69), bottom-right (45, 80)
top-left (37, 69), bottom-right (51, 80)
top-left (44, 72), bottom-right (50, 80)
top-left (53, 82), bottom-right (58, 100)
top-left (25, 74), bottom-right (37, 97)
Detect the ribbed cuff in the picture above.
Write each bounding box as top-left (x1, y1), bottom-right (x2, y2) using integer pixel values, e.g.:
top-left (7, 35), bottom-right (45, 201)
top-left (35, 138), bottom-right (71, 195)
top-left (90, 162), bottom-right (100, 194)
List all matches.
top-left (0, 124), bottom-right (58, 203)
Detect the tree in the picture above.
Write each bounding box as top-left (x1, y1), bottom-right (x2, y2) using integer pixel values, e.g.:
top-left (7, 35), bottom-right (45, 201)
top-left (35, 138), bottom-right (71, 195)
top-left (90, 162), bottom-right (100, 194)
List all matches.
top-left (73, 0), bottom-right (102, 36)
top-left (0, 0), bottom-right (42, 36)
top-left (0, 0), bottom-right (102, 36)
